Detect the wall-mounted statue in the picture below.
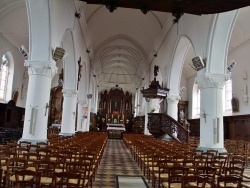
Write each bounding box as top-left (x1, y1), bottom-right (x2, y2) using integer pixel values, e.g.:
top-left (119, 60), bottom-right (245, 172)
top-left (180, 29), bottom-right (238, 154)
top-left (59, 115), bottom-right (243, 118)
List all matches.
top-left (242, 83), bottom-right (249, 103)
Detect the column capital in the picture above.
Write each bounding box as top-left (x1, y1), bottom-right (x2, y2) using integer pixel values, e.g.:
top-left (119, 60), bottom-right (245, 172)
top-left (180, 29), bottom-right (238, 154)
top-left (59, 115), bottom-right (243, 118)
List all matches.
top-left (62, 89), bottom-right (78, 97)
top-left (24, 60), bottom-right (58, 78)
top-left (167, 95), bottom-right (180, 104)
top-left (196, 73), bottom-right (230, 89)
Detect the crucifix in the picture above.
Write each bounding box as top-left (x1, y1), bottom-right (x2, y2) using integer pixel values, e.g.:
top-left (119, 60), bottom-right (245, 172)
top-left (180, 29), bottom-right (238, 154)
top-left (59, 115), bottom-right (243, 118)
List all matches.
top-left (201, 109), bottom-right (208, 123)
top-left (77, 57), bottom-right (82, 90)
top-left (45, 103), bottom-right (49, 116)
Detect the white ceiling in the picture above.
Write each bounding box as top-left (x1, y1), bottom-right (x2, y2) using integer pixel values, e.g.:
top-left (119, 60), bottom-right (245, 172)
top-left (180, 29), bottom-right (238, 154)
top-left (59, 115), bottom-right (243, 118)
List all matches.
top-left (0, 1), bottom-right (249, 95)
top-left (81, 3), bottom-right (170, 93)
top-left (0, 0), bottom-right (28, 52)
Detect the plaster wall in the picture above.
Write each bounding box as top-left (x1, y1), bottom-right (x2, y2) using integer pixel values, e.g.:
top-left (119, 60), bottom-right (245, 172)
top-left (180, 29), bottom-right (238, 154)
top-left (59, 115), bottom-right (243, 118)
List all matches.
top-left (0, 38), bottom-right (26, 108)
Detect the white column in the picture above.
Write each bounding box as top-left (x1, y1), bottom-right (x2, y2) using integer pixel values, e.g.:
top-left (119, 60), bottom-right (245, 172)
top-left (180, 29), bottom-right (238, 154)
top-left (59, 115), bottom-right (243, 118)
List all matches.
top-left (94, 87), bottom-right (99, 113)
top-left (21, 61), bottom-right (57, 142)
top-left (86, 94), bottom-right (92, 132)
top-left (196, 73), bottom-right (230, 152)
top-left (76, 99), bottom-right (86, 132)
top-left (166, 95), bottom-right (180, 120)
top-left (144, 98), bottom-right (150, 135)
top-left (60, 89), bottom-right (78, 136)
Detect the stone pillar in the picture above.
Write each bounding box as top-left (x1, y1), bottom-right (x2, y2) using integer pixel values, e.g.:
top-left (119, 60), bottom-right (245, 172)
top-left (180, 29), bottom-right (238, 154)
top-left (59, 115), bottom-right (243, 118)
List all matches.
top-left (196, 73), bottom-right (230, 152)
top-left (166, 95), bottom-right (179, 138)
top-left (60, 89), bottom-right (78, 136)
top-left (166, 95), bottom-right (180, 120)
top-left (86, 94), bottom-right (92, 132)
top-left (21, 61), bottom-right (57, 142)
top-left (76, 100), bottom-right (85, 132)
top-left (144, 98), bottom-right (150, 135)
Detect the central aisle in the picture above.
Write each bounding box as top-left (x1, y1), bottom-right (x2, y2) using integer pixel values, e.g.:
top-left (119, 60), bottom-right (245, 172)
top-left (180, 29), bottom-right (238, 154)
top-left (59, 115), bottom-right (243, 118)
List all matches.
top-left (93, 139), bottom-right (150, 188)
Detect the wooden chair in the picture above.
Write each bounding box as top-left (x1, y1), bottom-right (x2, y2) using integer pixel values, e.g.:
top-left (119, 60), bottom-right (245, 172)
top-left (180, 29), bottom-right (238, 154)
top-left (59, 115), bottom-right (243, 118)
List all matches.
top-left (153, 159), bottom-right (175, 188)
top-left (207, 160), bottom-right (223, 177)
top-left (15, 169), bottom-right (41, 188)
top-left (0, 168), bottom-right (3, 187)
top-left (214, 156), bottom-right (228, 174)
top-left (5, 157), bottom-right (27, 187)
top-left (36, 147), bottom-right (51, 159)
top-left (183, 159), bottom-right (196, 174)
top-left (15, 147), bottom-right (29, 158)
top-left (195, 166), bottom-right (216, 188)
top-left (24, 152), bottom-right (41, 171)
top-left (181, 175), bottom-right (206, 188)
top-left (217, 175), bottom-right (242, 188)
top-left (224, 166), bottom-right (244, 177)
top-left (35, 160), bottom-right (55, 187)
top-left (66, 161), bottom-right (91, 188)
top-left (53, 171), bottom-right (81, 188)
top-left (207, 150), bottom-right (218, 157)
top-left (162, 166), bottom-right (189, 188)
top-left (194, 155), bottom-right (207, 167)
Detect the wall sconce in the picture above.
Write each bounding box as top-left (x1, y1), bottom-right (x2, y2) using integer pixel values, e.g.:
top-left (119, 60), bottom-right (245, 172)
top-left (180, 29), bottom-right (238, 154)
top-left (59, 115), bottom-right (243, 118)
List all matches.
top-left (75, 12), bottom-right (81, 19)
top-left (190, 56), bottom-right (206, 71)
top-left (52, 47), bottom-right (65, 61)
top-left (19, 45), bottom-right (29, 59)
top-left (87, 94), bottom-right (92, 99)
top-left (227, 60), bottom-right (236, 74)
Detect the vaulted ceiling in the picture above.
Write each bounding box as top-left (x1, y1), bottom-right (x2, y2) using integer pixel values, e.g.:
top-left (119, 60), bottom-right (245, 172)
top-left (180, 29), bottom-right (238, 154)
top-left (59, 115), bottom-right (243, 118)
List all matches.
top-left (0, 0), bottom-right (250, 95)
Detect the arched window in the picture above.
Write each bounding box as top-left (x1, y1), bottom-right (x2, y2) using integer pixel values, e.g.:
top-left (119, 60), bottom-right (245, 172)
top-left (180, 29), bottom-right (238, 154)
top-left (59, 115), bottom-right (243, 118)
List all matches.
top-left (225, 79), bottom-right (232, 111)
top-left (196, 88), bottom-right (200, 115)
top-left (0, 54), bottom-right (9, 102)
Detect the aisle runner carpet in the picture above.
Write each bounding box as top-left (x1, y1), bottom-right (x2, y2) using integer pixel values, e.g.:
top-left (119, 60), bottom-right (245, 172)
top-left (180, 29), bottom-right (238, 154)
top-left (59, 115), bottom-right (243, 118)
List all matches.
top-left (115, 175), bottom-right (150, 188)
top-left (92, 139), bottom-right (150, 188)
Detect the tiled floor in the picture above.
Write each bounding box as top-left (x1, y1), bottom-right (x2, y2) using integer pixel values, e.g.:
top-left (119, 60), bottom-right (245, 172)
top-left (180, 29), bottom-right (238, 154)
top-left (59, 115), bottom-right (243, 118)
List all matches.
top-left (92, 139), bottom-right (150, 188)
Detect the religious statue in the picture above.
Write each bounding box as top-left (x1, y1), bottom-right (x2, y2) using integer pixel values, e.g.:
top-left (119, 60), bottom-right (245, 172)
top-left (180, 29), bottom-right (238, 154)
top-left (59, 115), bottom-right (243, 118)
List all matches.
top-left (12, 89), bottom-right (19, 105)
top-left (125, 100), bottom-right (129, 111)
top-left (231, 96), bottom-right (239, 112)
top-left (242, 83), bottom-right (248, 103)
top-left (154, 65), bottom-right (159, 77)
top-left (179, 110), bottom-right (185, 123)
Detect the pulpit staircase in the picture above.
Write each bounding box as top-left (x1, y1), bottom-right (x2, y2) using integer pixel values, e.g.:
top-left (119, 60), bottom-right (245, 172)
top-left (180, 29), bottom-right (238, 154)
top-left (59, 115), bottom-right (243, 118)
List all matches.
top-left (147, 113), bottom-right (190, 143)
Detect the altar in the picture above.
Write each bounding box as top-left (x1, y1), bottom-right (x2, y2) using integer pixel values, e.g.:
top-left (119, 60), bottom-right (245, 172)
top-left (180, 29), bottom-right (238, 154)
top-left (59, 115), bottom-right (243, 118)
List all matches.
top-left (107, 123), bottom-right (126, 131)
top-left (107, 123), bottom-right (125, 139)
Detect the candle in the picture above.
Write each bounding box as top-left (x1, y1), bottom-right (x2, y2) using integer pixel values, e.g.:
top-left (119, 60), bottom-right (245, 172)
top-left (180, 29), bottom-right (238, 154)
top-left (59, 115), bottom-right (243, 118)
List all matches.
top-left (123, 115), bottom-right (124, 119)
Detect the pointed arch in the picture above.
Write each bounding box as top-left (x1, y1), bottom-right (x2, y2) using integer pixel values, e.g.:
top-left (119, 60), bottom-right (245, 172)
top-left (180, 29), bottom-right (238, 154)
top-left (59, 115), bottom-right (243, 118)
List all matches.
top-left (168, 36), bottom-right (194, 96)
top-left (61, 29), bottom-right (77, 90)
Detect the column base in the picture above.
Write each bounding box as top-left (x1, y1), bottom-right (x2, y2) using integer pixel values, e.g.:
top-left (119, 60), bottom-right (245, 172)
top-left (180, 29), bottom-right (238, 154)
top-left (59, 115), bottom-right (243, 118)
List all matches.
top-left (197, 146), bottom-right (227, 153)
top-left (59, 132), bottom-right (75, 136)
top-left (18, 138), bottom-right (48, 144)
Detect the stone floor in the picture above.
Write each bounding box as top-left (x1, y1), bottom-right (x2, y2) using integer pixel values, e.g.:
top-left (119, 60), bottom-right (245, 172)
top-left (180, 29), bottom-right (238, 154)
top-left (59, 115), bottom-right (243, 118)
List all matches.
top-left (92, 139), bottom-right (150, 188)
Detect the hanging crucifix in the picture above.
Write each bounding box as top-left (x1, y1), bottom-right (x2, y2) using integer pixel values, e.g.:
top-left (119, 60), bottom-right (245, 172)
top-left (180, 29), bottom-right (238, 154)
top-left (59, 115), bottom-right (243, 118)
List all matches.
top-left (77, 57), bottom-right (82, 90)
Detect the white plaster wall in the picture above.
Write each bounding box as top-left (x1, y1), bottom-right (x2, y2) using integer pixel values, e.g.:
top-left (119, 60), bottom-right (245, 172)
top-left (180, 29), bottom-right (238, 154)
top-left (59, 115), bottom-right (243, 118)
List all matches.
top-left (50, 0), bottom-right (90, 98)
top-left (228, 43), bottom-right (250, 115)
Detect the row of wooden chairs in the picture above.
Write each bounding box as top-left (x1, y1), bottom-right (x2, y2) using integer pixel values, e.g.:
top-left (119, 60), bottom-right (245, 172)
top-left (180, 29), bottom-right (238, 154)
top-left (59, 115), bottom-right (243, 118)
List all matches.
top-left (123, 133), bottom-right (250, 188)
top-left (0, 132), bottom-right (108, 187)
top-left (161, 166), bottom-right (242, 188)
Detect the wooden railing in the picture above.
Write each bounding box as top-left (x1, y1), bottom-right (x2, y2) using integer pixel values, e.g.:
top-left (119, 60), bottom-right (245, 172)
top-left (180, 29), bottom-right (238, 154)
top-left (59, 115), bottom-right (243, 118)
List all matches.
top-left (148, 113), bottom-right (190, 143)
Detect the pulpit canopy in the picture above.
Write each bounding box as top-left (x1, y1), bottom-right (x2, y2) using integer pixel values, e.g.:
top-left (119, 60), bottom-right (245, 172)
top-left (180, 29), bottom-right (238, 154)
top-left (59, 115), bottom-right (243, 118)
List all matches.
top-left (141, 65), bottom-right (169, 99)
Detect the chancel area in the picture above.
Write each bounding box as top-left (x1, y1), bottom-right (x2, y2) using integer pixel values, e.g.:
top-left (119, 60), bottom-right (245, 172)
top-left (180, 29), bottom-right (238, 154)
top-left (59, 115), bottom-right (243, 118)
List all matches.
top-left (1, 0), bottom-right (250, 187)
